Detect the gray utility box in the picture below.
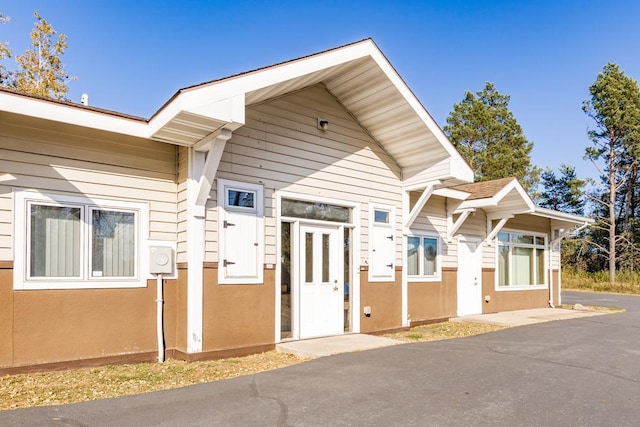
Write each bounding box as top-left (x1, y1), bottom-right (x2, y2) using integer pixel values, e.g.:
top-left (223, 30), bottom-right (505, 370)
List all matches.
top-left (149, 246), bottom-right (174, 275)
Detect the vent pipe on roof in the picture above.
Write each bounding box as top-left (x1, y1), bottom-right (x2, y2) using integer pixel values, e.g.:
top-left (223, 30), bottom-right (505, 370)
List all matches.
top-left (81, 93), bottom-right (89, 106)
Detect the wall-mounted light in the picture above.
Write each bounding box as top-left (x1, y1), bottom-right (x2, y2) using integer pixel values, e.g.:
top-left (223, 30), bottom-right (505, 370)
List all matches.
top-left (317, 118), bottom-right (329, 131)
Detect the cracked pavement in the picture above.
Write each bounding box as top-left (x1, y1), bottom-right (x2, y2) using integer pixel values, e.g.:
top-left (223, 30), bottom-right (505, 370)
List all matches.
top-left (2, 291), bottom-right (640, 426)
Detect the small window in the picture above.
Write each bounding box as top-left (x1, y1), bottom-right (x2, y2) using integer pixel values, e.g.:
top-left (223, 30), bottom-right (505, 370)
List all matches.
top-left (281, 198), bottom-right (350, 223)
top-left (15, 191), bottom-right (147, 290)
top-left (227, 188), bottom-right (256, 209)
top-left (374, 210), bottom-right (389, 224)
top-left (407, 234), bottom-right (440, 280)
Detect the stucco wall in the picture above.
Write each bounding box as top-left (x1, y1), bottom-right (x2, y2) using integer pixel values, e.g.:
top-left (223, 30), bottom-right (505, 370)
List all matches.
top-left (408, 269), bottom-right (457, 323)
top-left (0, 267), bottom-right (182, 368)
top-left (481, 269), bottom-right (549, 313)
top-left (202, 267), bottom-right (275, 351)
top-left (359, 269), bottom-right (403, 332)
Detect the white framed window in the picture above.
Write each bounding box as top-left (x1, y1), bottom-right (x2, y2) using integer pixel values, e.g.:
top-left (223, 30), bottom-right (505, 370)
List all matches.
top-left (368, 203), bottom-right (396, 282)
top-left (406, 233), bottom-right (441, 281)
top-left (14, 191), bottom-right (148, 290)
top-left (496, 230), bottom-right (547, 290)
top-left (217, 179), bottom-right (264, 284)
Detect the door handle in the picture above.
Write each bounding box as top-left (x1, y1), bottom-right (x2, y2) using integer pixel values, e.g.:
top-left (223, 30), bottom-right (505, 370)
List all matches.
top-left (386, 263), bottom-right (393, 268)
top-left (333, 286), bottom-right (339, 291)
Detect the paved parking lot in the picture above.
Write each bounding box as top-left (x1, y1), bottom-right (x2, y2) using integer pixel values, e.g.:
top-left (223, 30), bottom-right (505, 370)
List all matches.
top-left (2, 291), bottom-right (639, 426)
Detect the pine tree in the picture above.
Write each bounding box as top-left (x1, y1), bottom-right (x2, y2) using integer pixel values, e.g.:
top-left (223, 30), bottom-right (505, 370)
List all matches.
top-left (444, 82), bottom-right (540, 191)
top-left (583, 63), bottom-right (640, 282)
top-left (539, 164), bottom-right (585, 215)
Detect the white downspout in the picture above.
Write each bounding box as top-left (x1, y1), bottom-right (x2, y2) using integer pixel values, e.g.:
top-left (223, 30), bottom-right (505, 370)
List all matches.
top-left (156, 273), bottom-right (165, 362)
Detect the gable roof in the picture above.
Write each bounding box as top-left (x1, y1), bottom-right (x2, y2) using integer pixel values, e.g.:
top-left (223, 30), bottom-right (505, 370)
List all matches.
top-left (451, 177), bottom-right (592, 228)
top-left (148, 38), bottom-right (473, 183)
top-left (453, 177), bottom-right (535, 213)
top-left (452, 177), bottom-right (519, 201)
top-left (0, 38), bottom-right (473, 184)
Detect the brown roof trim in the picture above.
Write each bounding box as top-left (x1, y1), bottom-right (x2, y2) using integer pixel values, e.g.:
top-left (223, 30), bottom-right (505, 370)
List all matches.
top-left (0, 86), bottom-right (148, 123)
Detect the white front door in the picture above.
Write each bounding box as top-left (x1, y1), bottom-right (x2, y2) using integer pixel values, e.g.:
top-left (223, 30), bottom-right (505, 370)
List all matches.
top-left (457, 237), bottom-right (482, 316)
top-left (299, 224), bottom-right (343, 339)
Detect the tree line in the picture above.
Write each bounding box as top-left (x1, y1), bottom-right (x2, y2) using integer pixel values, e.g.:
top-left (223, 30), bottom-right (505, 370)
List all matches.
top-left (2, 10), bottom-right (638, 283)
top-left (445, 65), bottom-right (640, 284)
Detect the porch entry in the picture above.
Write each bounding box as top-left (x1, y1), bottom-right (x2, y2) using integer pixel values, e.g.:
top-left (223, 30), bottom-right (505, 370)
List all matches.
top-left (299, 224), bottom-right (344, 338)
top-left (457, 236), bottom-right (483, 316)
top-left (280, 197), bottom-right (354, 341)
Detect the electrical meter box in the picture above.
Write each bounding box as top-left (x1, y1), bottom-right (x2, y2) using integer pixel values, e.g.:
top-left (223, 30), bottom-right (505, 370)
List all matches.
top-left (149, 246), bottom-right (174, 274)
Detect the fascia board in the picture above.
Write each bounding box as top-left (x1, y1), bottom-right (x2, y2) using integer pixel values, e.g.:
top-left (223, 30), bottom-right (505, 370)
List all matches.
top-left (531, 207), bottom-right (594, 224)
top-left (175, 42), bottom-right (374, 112)
top-left (458, 198), bottom-right (497, 209)
top-left (147, 42), bottom-right (375, 140)
top-left (1, 91), bottom-right (148, 138)
top-left (365, 47), bottom-right (473, 181)
top-left (493, 180), bottom-right (534, 209)
top-left (432, 188), bottom-right (470, 200)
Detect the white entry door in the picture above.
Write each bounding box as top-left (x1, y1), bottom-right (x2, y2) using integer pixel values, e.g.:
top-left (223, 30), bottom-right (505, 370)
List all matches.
top-left (299, 224), bottom-right (344, 339)
top-left (457, 237), bottom-right (482, 316)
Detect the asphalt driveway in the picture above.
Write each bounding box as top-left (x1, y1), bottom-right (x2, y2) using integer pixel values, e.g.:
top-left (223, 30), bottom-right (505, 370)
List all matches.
top-left (2, 291), bottom-right (639, 426)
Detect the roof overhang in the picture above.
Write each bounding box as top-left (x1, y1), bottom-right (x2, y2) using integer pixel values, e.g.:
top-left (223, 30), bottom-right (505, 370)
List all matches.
top-left (0, 39), bottom-right (473, 182)
top-left (148, 39), bottom-right (473, 181)
top-left (0, 89), bottom-right (149, 137)
top-left (531, 206), bottom-right (594, 231)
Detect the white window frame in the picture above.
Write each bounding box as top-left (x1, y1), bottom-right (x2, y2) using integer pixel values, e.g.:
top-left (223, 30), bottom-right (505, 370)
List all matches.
top-left (14, 191), bottom-right (149, 290)
top-left (495, 228), bottom-right (548, 291)
top-left (217, 179), bottom-right (264, 285)
top-left (368, 203), bottom-right (396, 283)
top-left (406, 232), bottom-right (442, 282)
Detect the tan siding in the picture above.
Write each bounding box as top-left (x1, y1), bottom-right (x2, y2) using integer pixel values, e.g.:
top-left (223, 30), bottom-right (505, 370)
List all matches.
top-left (0, 113), bottom-right (178, 261)
top-left (207, 85), bottom-right (403, 264)
top-left (456, 209), bottom-right (493, 269)
top-left (176, 146), bottom-right (189, 263)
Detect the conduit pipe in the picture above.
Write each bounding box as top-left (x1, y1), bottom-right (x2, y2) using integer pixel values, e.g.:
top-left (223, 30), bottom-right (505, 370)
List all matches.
top-left (156, 273), bottom-right (165, 363)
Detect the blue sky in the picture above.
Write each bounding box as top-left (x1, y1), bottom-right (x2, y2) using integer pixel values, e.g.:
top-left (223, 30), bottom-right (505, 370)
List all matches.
top-left (2, 0), bottom-right (639, 184)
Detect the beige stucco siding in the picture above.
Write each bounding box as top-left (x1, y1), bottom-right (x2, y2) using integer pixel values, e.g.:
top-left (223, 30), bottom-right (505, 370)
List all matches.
top-left (0, 112), bottom-right (178, 261)
top-left (206, 84), bottom-right (403, 264)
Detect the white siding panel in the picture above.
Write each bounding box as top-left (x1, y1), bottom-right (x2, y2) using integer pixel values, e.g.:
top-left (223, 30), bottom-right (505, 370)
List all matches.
top-left (0, 113), bottom-right (178, 261)
top-left (205, 85), bottom-right (403, 264)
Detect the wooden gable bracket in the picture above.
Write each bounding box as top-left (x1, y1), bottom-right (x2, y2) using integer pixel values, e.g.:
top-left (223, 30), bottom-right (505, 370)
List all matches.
top-left (447, 208), bottom-right (475, 242)
top-left (194, 128), bottom-right (233, 218)
top-left (404, 183), bottom-right (437, 230)
top-left (486, 215), bottom-right (514, 246)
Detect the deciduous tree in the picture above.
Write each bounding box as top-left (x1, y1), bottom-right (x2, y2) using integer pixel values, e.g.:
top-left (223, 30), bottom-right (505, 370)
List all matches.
top-left (11, 11), bottom-right (75, 100)
top-left (0, 12), bottom-right (11, 85)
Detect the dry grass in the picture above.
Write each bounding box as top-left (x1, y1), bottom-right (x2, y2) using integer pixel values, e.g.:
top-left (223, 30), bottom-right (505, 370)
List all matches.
top-left (0, 352), bottom-right (305, 411)
top-left (558, 304), bottom-right (625, 313)
top-left (0, 318), bottom-right (562, 412)
top-left (562, 269), bottom-right (640, 294)
top-left (384, 321), bottom-right (506, 343)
